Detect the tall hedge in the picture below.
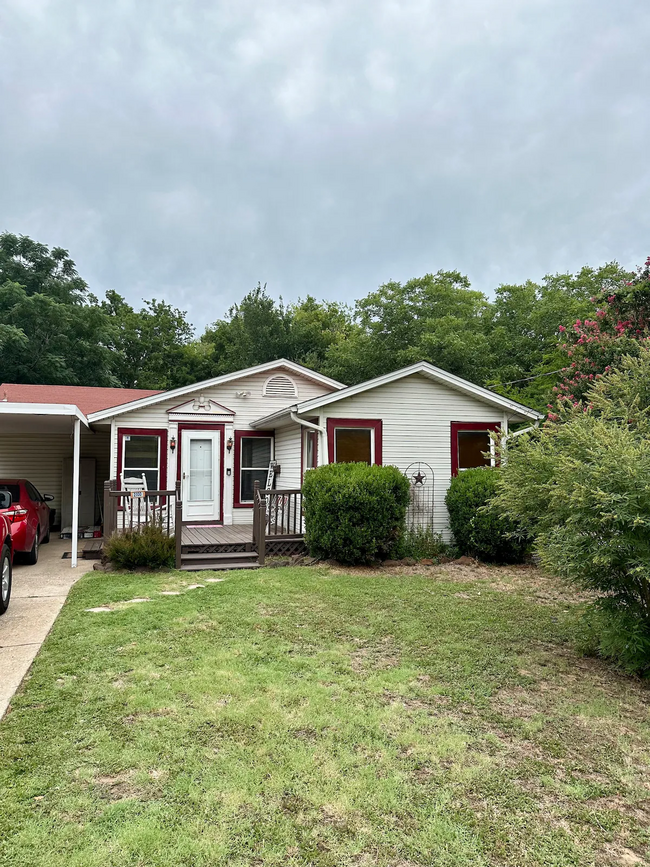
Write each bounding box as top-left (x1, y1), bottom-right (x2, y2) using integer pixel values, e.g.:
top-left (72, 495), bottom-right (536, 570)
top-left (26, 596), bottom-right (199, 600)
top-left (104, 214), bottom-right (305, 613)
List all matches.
top-left (445, 467), bottom-right (529, 563)
top-left (302, 463), bottom-right (410, 564)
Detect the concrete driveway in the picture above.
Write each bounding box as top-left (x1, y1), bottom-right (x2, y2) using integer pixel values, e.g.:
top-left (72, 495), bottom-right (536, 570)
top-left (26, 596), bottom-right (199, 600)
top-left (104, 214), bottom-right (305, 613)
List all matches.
top-left (0, 537), bottom-right (92, 719)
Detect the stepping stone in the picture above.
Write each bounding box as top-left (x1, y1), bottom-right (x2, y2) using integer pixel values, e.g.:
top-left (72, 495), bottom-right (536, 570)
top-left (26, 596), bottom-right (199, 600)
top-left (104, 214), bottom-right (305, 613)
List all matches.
top-left (205, 578), bottom-right (225, 583)
top-left (85, 607), bottom-right (113, 613)
top-left (124, 598), bottom-right (150, 604)
top-left (160, 591), bottom-right (181, 596)
top-left (186, 584), bottom-right (205, 590)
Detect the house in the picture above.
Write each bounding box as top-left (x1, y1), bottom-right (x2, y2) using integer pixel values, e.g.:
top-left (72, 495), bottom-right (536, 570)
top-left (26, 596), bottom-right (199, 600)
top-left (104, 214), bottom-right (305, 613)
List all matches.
top-left (0, 359), bottom-right (543, 566)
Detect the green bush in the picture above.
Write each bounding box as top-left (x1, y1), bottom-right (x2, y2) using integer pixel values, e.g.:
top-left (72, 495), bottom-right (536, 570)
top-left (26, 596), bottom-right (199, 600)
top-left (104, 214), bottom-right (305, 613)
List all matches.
top-left (445, 468), bottom-right (529, 563)
top-left (492, 349), bottom-right (650, 674)
top-left (394, 526), bottom-right (450, 561)
top-left (104, 522), bottom-right (176, 570)
top-left (302, 463), bottom-right (410, 564)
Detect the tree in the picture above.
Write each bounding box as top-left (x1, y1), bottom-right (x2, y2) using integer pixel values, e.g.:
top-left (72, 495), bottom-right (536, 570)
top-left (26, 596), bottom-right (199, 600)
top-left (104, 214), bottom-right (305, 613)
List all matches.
top-left (102, 291), bottom-right (198, 389)
top-left (546, 257), bottom-right (650, 417)
top-left (200, 283), bottom-right (292, 376)
top-left (487, 264), bottom-right (631, 411)
top-left (0, 233), bottom-right (116, 386)
top-left (493, 349), bottom-right (650, 674)
top-left (324, 271), bottom-right (492, 385)
top-left (200, 285), bottom-right (355, 379)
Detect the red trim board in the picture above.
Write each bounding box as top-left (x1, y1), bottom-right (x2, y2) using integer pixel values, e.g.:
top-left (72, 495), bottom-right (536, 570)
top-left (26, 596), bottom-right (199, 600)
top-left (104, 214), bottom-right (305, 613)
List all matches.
top-left (233, 429), bottom-right (275, 508)
top-left (450, 421), bottom-right (501, 477)
top-left (176, 423), bottom-right (225, 523)
top-left (326, 418), bottom-right (383, 465)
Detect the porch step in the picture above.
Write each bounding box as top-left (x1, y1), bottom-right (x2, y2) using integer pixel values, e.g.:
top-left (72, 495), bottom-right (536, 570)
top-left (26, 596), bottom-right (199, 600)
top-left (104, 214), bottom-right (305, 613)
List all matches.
top-left (180, 550), bottom-right (260, 572)
top-left (182, 551), bottom-right (257, 561)
top-left (180, 559), bottom-right (259, 572)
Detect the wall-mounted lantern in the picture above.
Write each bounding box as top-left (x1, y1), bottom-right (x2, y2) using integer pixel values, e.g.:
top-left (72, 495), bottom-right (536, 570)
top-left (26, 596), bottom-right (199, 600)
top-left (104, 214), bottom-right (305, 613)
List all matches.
top-left (226, 436), bottom-right (234, 453)
top-left (170, 436), bottom-right (176, 453)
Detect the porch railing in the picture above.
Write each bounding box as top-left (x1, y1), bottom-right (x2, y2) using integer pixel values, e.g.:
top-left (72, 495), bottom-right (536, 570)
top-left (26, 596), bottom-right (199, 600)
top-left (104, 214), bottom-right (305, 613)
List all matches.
top-left (252, 481), bottom-right (304, 566)
top-left (104, 480), bottom-right (181, 536)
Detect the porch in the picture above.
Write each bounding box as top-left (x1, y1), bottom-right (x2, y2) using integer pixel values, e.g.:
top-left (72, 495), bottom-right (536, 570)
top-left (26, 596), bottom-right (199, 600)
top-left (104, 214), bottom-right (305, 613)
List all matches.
top-left (103, 482), bottom-right (306, 571)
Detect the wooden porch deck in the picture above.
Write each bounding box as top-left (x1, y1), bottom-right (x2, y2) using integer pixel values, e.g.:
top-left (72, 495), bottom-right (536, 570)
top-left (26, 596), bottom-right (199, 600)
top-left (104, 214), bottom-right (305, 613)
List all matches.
top-left (181, 524), bottom-right (252, 547)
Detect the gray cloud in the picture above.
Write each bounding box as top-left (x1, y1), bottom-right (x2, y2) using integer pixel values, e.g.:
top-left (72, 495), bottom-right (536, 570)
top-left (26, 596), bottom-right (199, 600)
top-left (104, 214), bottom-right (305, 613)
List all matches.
top-left (1, 0), bottom-right (649, 331)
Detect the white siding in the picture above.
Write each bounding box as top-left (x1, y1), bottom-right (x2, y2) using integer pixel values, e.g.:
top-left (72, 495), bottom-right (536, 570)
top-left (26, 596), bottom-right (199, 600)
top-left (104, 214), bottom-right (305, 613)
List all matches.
top-left (0, 427), bottom-right (110, 525)
top-left (317, 373), bottom-right (510, 539)
top-left (273, 424), bottom-right (303, 489)
top-left (109, 369), bottom-right (335, 524)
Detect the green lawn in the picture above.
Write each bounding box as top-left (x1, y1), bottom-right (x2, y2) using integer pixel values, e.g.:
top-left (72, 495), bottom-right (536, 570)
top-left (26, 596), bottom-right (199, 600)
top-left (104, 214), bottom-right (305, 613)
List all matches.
top-left (2, 564), bottom-right (649, 867)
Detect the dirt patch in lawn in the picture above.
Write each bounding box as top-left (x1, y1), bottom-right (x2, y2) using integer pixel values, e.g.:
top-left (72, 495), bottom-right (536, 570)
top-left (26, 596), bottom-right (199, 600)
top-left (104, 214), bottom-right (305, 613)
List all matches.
top-left (324, 561), bottom-right (591, 605)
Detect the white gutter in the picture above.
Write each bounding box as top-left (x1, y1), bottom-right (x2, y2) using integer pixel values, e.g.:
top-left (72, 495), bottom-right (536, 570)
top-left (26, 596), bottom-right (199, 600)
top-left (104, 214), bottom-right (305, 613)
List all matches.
top-left (0, 402), bottom-right (89, 426)
top-left (290, 412), bottom-right (326, 433)
top-left (509, 422), bottom-right (540, 438)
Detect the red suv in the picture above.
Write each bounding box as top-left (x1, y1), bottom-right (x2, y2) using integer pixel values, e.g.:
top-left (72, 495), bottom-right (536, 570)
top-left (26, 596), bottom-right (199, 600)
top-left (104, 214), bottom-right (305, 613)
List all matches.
top-left (0, 480), bottom-right (53, 565)
top-left (0, 490), bottom-right (13, 614)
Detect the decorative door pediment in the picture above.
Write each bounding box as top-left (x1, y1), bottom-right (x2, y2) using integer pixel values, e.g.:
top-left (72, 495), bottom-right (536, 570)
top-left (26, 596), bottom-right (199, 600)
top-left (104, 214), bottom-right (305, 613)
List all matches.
top-left (167, 396), bottom-right (236, 419)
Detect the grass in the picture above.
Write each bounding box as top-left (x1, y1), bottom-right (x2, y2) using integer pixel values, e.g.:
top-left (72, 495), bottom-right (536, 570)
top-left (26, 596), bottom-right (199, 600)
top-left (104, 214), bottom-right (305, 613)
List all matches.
top-left (1, 562), bottom-right (649, 866)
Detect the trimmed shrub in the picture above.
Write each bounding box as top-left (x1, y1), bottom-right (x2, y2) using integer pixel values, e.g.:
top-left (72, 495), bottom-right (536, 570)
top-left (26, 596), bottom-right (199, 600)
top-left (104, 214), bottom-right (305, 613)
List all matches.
top-left (104, 522), bottom-right (175, 570)
top-left (302, 463), bottom-right (410, 564)
top-left (445, 467), bottom-right (529, 564)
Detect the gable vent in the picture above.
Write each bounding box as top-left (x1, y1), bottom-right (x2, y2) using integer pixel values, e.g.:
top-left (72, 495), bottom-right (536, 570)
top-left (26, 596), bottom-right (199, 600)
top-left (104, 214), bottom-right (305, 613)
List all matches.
top-left (263, 374), bottom-right (298, 398)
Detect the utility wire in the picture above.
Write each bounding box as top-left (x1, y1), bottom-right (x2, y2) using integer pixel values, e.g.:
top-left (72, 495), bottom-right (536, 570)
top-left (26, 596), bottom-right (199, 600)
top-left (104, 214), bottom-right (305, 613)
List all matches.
top-left (500, 367), bottom-right (566, 385)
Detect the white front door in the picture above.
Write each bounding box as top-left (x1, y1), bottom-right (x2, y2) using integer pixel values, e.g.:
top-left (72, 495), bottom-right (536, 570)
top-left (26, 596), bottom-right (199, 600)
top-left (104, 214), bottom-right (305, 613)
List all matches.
top-left (181, 430), bottom-right (220, 522)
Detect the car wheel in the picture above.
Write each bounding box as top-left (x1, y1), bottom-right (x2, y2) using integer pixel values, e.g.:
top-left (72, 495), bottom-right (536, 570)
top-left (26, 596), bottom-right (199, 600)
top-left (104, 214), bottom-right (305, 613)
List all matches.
top-left (0, 545), bottom-right (11, 615)
top-left (43, 524), bottom-right (50, 544)
top-left (26, 527), bottom-right (39, 565)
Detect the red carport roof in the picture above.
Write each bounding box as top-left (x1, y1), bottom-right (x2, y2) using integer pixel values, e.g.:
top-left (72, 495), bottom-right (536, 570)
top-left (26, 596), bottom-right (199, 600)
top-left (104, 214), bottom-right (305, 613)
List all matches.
top-left (0, 383), bottom-right (162, 416)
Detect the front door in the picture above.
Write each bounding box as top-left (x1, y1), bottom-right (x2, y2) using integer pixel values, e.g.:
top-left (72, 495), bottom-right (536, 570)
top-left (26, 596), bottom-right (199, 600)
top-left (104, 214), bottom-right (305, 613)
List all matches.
top-left (181, 430), bottom-right (220, 522)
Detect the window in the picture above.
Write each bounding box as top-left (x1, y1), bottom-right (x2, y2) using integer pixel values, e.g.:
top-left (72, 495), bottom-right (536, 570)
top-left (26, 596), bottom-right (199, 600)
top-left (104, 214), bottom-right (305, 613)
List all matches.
top-left (302, 428), bottom-right (318, 480)
top-left (117, 429), bottom-right (167, 494)
top-left (234, 431), bottom-right (274, 506)
top-left (25, 482), bottom-right (43, 502)
top-left (451, 422), bottom-right (500, 476)
top-left (336, 428), bottom-right (371, 463)
top-left (326, 418), bottom-right (383, 465)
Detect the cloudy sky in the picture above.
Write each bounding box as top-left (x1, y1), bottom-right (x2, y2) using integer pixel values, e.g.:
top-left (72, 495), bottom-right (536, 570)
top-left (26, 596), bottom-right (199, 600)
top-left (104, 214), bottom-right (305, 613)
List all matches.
top-left (2, 0), bottom-right (649, 331)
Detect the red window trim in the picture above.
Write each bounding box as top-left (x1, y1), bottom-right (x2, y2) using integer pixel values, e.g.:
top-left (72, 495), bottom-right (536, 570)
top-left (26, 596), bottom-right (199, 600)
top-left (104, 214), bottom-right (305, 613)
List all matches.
top-left (300, 424), bottom-right (319, 483)
top-left (450, 422), bottom-right (501, 477)
top-left (326, 418), bottom-right (383, 465)
top-left (176, 423), bottom-right (225, 525)
top-left (116, 428), bottom-right (168, 506)
top-left (234, 429), bottom-right (275, 508)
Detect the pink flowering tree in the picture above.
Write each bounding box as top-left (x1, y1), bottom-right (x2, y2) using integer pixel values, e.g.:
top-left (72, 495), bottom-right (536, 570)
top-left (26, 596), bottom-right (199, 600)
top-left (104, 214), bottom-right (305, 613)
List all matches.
top-left (548, 257), bottom-right (650, 420)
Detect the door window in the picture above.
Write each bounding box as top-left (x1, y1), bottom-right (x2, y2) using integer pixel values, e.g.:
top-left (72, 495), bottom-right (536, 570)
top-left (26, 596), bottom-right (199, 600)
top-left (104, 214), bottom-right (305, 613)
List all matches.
top-left (189, 439), bottom-right (213, 501)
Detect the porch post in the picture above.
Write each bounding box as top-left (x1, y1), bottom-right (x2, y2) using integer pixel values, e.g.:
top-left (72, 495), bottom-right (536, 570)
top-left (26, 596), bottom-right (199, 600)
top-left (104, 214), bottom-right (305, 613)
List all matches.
top-left (71, 417), bottom-right (81, 568)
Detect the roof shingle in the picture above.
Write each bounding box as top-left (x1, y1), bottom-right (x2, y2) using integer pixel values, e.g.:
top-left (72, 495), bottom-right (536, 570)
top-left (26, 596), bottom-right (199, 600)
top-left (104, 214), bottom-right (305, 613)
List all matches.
top-left (0, 384), bottom-right (161, 416)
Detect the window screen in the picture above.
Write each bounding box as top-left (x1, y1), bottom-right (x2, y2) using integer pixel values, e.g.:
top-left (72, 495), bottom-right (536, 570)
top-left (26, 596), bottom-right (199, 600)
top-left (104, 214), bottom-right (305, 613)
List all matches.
top-left (457, 430), bottom-right (491, 470)
top-left (239, 437), bottom-right (272, 502)
top-left (122, 435), bottom-right (160, 491)
top-left (335, 428), bottom-right (372, 464)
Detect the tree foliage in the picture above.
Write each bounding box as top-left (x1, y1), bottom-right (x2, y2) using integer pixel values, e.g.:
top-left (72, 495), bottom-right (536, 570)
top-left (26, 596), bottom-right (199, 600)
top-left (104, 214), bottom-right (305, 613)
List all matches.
top-left (493, 350), bottom-right (650, 674)
top-left (0, 233), bottom-right (116, 386)
top-left (546, 257), bottom-right (650, 417)
top-left (2, 230), bottom-right (647, 417)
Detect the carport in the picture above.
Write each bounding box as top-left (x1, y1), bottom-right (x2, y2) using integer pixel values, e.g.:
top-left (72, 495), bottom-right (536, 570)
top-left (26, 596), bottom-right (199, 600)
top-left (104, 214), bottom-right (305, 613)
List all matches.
top-left (0, 402), bottom-right (89, 568)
